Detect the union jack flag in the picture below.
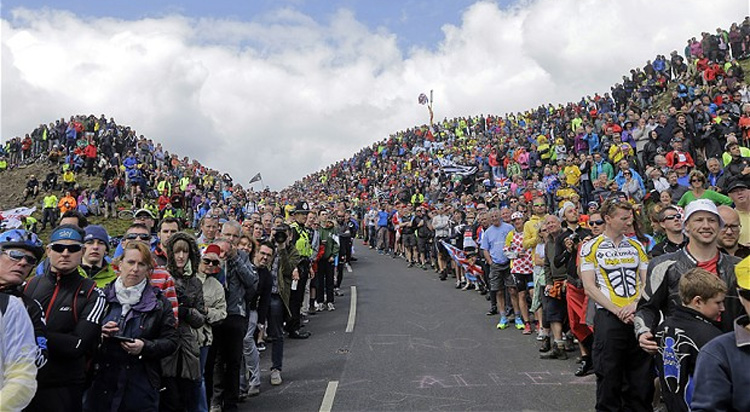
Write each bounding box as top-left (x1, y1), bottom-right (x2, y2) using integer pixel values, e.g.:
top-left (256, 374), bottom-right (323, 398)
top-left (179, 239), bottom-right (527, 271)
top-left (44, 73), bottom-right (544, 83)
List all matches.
top-left (441, 241), bottom-right (484, 282)
top-left (493, 174), bottom-right (509, 188)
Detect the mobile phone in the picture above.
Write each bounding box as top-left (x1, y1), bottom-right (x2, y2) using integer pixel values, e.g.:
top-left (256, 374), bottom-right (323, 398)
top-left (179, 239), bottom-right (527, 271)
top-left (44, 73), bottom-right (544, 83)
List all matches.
top-left (109, 335), bottom-right (135, 344)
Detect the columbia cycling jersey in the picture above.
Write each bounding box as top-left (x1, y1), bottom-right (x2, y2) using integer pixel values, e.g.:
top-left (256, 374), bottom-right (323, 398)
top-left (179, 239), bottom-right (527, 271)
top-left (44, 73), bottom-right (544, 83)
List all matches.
top-left (580, 235), bottom-right (648, 308)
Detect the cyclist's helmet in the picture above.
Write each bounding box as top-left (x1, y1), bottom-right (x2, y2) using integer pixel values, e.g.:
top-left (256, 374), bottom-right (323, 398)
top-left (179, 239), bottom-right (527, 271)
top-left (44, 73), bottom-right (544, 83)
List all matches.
top-left (0, 229), bottom-right (45, 260)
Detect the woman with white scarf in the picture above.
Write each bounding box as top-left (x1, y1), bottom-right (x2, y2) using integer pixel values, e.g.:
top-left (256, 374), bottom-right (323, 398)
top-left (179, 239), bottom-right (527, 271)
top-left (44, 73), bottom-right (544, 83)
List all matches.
top-left (84, 242), bottom-right (178, 412)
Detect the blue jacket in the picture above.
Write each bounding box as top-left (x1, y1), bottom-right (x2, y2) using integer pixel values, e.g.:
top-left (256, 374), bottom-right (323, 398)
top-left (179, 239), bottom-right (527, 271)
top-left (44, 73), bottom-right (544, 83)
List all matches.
top-left (614, 168), bottom-right (646, 193)
top-left (585, 133), bottom-right (600, 154)
top-left (691, 316), bottom-right (750, 412)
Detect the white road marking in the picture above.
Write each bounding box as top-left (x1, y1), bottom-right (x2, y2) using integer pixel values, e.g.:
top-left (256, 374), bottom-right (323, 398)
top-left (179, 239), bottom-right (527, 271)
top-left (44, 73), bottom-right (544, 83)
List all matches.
top-left (346, 286), bottom-right (357, 333)
top-left (319, 380), bottom-right (339, 412)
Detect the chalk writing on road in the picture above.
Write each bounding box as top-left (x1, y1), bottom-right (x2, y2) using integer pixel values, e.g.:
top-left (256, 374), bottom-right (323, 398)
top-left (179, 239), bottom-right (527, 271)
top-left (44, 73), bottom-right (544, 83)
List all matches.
top-left (414, 372), bottom-right (595, 389)
top-left (365, 334), bottom-right (481, 351)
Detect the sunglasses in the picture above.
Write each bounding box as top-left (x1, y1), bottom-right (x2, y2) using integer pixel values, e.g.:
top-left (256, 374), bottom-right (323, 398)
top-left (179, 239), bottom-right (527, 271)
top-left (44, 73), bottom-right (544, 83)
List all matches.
top-left (201, 258), bottom-right (221, 266)
top-left (533, 203), bottom-right (545, 207)
top-left (739, 288), bottom-right (750, 301)
top-left (1, 249), bottom-right (39, 266)
top-left (49, 243), bottom-right (83, 254)
top-left (662, 214), bottom-right (683, 221)
top-left (690, 179), bottom-right (703, 183)
top-left (125, 233), bottom-right (151, 241)
top-left (590, 220), bottom-right (605, 226)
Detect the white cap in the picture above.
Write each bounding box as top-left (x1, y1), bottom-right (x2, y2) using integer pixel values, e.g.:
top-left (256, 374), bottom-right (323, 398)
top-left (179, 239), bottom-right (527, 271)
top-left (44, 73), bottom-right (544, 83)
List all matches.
top-left (558, 201), bottom-right (576, 219)
top-left (683, 199), bottom-right (724, 227)
top-left (511, 212), bottom-right (524, 221)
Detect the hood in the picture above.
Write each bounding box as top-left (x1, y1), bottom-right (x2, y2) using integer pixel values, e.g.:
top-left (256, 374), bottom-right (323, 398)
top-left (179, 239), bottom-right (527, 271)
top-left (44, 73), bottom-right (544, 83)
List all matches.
top-left (165, 231), bottom-right (200, 277)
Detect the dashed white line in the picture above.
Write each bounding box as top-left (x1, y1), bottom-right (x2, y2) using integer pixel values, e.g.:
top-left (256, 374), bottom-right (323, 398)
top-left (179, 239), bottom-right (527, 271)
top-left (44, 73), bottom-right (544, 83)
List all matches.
top-left (346, 286), bottom-right (357, 333)
top-left (319, 380), bottom-right (339, 412)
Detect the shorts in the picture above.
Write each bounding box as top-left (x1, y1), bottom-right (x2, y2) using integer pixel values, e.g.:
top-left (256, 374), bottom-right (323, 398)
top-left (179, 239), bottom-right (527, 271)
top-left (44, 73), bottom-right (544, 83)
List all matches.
top-left (435, 238), bottom-right (450, 258)
top-left (403, 233), bottom-right (417, 248)
top-left (488, 262), bottom-right (511, 291)
top-left (513, 273), bottom-right (534, 291)
top-left (417, 237), bottom-right (430, 255)
top-left (543, 294), bottom-right (567, 323)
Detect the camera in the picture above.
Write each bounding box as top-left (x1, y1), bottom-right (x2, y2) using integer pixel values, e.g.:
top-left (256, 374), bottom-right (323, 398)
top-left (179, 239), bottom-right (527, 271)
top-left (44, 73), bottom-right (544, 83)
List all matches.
top-left (567, 233), bottom-right (580, 244)
top-left (273, 228), bottom-right (288, 244)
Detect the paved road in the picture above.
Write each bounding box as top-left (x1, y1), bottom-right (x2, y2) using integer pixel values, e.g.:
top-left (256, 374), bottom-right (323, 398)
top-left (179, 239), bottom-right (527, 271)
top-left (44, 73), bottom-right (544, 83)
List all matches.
top-left (242, 243), bottom-right (596, 411)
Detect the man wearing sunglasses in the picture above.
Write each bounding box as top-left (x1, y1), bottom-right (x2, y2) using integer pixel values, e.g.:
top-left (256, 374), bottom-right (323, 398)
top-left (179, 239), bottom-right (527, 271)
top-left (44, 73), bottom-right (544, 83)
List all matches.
top-left (23, 225), bottom-right (106, 412)
top-left (0, 229), bottom-right (49, 371)
top-left (651, 206), bottom-right (687, 258)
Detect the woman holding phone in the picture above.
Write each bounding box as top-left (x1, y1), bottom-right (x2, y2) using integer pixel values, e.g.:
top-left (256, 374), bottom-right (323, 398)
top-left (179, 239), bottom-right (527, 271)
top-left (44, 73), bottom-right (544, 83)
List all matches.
top-left (84, 242), bottom-right (178, 412)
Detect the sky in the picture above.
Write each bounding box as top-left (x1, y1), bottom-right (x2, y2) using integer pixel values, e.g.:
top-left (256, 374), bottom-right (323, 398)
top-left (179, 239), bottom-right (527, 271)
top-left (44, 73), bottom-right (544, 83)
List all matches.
top-left (1, 0), bottom-right (746, 189)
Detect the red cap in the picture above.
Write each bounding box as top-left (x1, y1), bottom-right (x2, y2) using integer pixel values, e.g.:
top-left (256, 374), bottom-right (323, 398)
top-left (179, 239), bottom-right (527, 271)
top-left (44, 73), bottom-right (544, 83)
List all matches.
top-left (204, 244), bottom-right (222, 256)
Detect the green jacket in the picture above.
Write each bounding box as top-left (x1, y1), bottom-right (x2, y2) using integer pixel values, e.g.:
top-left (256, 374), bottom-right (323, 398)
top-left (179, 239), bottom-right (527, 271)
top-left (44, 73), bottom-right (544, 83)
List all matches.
top-left (78, 263), bottom-right (118, 288)
top-left (277, 242), bottom-right (300, 316)
top-left (318, 225), bottom-right (340, 261)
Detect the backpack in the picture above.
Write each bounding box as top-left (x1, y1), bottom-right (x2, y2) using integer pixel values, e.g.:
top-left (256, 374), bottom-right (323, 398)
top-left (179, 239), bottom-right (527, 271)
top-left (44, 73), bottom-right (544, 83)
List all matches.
top-left (0, 292), bottom-right (8, 315)
top-left (24, 275), bottom-right (97, 324)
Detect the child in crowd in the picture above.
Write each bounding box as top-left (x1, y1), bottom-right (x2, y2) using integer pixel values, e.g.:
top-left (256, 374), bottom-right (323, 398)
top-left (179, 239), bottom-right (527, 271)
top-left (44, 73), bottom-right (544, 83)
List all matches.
top-left (654, 268), bottom-right (726, 412)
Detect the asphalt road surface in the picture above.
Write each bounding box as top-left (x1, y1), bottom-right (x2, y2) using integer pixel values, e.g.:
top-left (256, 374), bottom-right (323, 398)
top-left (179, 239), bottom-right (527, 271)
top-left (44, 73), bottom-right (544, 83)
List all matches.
top-left (242, 243), bottom-right (596, 411)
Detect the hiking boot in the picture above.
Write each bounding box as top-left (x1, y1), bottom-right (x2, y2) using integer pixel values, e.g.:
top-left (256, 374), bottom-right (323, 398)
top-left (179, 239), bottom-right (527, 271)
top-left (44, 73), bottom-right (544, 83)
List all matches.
top-left (575, 356), bottom-right (594, 377)
top-left (270, 369), bottom-right (282, 386)
top-left (522, 322), bottom-right (532, 335)
top-left (538, 335), bottom-right (551, 352)
top-left (496, 316), bottom-right (509, 330)
top-left (515, 317), bottom-right (525, 330)
top-left (540, 342), bottom-right (567, 360)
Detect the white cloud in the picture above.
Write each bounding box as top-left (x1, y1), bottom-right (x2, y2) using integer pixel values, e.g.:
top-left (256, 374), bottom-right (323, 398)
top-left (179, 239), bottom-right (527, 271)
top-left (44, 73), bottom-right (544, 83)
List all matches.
top-left (1, 1), bottom-right (744, 188)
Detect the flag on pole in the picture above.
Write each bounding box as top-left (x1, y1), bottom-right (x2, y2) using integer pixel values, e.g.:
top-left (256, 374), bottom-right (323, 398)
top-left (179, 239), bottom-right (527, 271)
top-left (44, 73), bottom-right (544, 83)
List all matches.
top-left (249, 173), bottom-right (262, 184)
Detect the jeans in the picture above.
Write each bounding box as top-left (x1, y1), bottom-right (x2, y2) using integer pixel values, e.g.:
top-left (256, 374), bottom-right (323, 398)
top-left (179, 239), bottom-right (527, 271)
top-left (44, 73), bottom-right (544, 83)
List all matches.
top-left (316, 259), bottom-right (335, 304)
top-left (196, 346), bottom-right (209, 412)
top-left (268, 295), bottom-right (285, 371)
top-left (208, 315), bottom-right (247, 411)
top-left (240, 310), bottom-right (260, 392)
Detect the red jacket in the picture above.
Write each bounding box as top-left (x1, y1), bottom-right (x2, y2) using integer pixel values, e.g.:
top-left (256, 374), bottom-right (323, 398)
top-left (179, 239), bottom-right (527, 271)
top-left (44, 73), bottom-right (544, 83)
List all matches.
top-left (84, 144), bottom-right (97, 159)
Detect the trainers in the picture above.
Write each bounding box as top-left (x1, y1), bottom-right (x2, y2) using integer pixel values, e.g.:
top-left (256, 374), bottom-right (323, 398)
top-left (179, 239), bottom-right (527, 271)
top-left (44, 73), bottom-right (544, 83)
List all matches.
top-left (523, 322), bottom-right (532, 335)
top-left (270, 369), bottom-right (282, 386)
top-left (327, 302), bottom-right (335, 311)
top-left (515, 317), bottom-right (525, 330)
top-left (496, 316), bottom-right (509, 330)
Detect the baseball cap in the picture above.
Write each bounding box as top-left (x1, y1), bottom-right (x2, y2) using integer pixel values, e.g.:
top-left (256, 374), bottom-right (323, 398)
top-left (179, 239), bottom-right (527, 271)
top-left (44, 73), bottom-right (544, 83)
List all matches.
top-left (511, 212), bottom-right (524, 221)
top-left (134, 208), bottom-right (155, 219)
top-left (728, 178), bottom-right (750, 193)
top-left (683, 199), bottom-right (724, 227)
top-left (736, 255), bottom-right (750, 289)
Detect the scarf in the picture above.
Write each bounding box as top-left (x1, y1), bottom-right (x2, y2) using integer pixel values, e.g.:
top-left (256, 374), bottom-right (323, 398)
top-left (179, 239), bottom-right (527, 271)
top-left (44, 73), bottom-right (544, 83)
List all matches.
top-left (114, 276), bottom-right (147, 316)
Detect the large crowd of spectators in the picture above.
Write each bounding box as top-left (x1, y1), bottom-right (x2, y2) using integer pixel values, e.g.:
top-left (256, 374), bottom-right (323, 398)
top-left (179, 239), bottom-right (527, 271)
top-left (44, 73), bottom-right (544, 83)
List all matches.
top-left (3, 17), bottom-right (750, 412)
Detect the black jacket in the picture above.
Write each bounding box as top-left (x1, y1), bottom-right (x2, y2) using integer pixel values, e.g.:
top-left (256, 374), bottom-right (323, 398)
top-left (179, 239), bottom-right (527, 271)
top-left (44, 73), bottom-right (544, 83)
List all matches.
top-left (650, 237), bottom-right (687, 258)
top-left (86, 283), bottom-right (178, 411)
top-left (24, 269), bottom-right (105, 387)
top-left (655, 305), bottom-right (723, 412)
top-left (253, 265), bottom-right (273, 325)
top-left (553, 226), bottom-right (592, 287)
top-left (635, 248), bottom-right (741, 336)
